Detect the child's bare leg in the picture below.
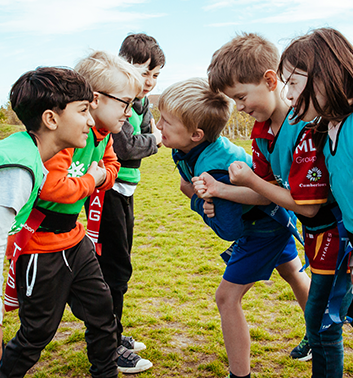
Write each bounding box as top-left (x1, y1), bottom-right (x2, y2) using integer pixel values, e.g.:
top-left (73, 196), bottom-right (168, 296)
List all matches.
top-left (276, 256), bottom-right (310, 311)
top-left (216, 279), bottom-right (254, 376)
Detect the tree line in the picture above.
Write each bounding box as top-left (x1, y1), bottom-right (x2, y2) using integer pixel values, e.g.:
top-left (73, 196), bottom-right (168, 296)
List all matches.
top-left (0, 101), bottom-right (22, 125)
top-left (151, 104), bottom-right (255, 139)
top-left (1, 101), bottom-right (255, 140)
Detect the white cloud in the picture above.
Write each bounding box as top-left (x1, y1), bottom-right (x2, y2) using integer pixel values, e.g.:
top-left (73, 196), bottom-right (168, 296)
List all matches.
top-left (0, 0), bottom-right (164, 34)
top-left (151, 62), bottom-right (208, 95)
top-left (205, 0), bottom-right (353, 24)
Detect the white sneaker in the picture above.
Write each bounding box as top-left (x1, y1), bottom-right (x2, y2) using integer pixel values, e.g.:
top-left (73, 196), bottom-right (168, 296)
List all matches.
top-left (121, 335), bottom-right (146, 352)
top-left (117, 345), bottom-right (152, 374)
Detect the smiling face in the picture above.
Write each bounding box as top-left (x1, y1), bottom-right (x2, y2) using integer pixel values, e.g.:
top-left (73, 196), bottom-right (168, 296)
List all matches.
top-left (56, 100), bottom-right (94, 149)
top-left (282, 63), bottom-right (327, 122)
top-left (156, 109), bottom-right (197, 152)
top-left (90, 71), bottom-right (137, 134)
top-left (222, 78), bottom-right (277, 123)
top-left (135, 60), bottom-right (161, 99)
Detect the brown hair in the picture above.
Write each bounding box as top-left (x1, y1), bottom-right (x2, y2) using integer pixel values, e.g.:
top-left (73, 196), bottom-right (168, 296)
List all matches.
top-left (208, 32), bottom-right (279, 93)
top-left (278, 27), bottom-right (353, 125)
top-left (11, 66), bottom-right (93, 132)
top-left (278, 27), bottom-right (353, 149)
top-left (158, 78), bottom-right (233, 142)
top-left (119, 33), bottom-right (165, 70)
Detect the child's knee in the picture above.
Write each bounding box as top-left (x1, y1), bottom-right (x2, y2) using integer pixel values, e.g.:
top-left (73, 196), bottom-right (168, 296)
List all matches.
top-left (215, 285), bottom-right (228, 309)
top-left (215, 284), bottom-right (242, 310)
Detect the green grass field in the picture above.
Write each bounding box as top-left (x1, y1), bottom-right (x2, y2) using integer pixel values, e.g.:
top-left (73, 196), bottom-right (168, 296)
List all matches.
top-left (1, 124), bottom-right (353, 377)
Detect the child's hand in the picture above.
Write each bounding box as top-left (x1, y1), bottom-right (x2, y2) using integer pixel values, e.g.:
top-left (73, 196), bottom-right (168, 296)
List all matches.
top-left (192, 172), bottom-right (218, 199)
top-left (203, 199), bottom-right (215, 218)
top-left (87, 160), bottom-right (107, 187)
top-left (228, 161), bottom-right (253, 186)
top-left (151, 118), bottom-right (162, 147)
top-left (192, 176), bottom-right (207, 198)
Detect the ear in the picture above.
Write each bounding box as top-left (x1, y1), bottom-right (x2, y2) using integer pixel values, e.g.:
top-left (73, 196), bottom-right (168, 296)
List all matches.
top-left (263, 70), bottom-right (278, 91)
top-left (90, 92), bottom-right (100, 109)
top-left (191, 128), bottom-right (204, 142)
top-left (41, 110), bottom-right (58, 131)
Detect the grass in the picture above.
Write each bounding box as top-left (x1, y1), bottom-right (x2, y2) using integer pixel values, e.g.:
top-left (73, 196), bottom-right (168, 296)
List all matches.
top-left (1, 124), bottom-right (353, 377)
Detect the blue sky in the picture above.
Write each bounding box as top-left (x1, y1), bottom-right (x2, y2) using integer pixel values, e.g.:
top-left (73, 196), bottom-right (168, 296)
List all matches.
top-left (1, 0), bottom-right (353, 106)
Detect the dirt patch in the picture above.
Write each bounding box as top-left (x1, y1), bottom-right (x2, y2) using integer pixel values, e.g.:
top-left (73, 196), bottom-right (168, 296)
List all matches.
top-left (53, 321), bottom-right (85, 342)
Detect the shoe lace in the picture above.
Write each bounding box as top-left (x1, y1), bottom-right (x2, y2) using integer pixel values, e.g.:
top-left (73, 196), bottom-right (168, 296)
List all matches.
top-left (298, 338), bottom-right (309, 349)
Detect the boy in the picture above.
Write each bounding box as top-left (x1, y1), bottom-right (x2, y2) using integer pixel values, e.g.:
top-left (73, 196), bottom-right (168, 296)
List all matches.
top-left (157, 77), bottom-right (311, 378)
top-left (91, 33), bottom-right (165, 352)
top-left (0, 66), bottom-right (94, 361)
top-left (0, 52), bottom-right (151, 377)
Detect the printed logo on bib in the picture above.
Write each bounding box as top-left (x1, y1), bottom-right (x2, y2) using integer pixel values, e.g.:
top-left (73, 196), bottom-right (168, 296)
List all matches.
top-left (306, 167), bottom-right (322, 182)
top-left (67, 161), bottom-right (86, 178)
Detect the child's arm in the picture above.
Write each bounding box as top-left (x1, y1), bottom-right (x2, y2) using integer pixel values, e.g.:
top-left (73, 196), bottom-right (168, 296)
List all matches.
top-left (189, 173), bottom-right (245, 241)
top-left (192, 172), bottom-right (270, 206)
top-left (96, 136), bottom-right (120, 191)
top-left (0, 167), bottom-right (34, 328)
top-left (40, 149), bottom-right (97, 203)
top-left (112, 120), bottom-right (159, 161)
top-left (178, 173), bottom-right (243, 241)
top-left (40, 145), bottom-right (119, 204)
top-left (180, 177), bottom-right (195, 199)
top-left (228, 161), bottom-right (320, 217)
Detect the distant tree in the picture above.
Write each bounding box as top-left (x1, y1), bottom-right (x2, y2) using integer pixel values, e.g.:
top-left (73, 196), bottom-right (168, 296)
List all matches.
top-left (0, 107), bottom-right (7, 123)
top-left (2, 101), bottom-right (22, 125)
top-left (222, 105), bottom-right (254, 140)
top-left (149, 103), bottom-right (253, 140)
top-left (150, 106), bottom-right (161, 123)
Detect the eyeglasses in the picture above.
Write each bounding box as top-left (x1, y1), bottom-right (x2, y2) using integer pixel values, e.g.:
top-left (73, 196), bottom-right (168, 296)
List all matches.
top-left (98, 91), bottom-right (134, 114)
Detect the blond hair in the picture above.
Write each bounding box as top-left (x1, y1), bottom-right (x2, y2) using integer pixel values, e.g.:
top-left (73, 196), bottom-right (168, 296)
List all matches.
top-left (158, 78), bottom-right (233, 142)
top-left (75, 50), bottom-right (143, 95)
top-left (208, 33), bottom-right (279, 92)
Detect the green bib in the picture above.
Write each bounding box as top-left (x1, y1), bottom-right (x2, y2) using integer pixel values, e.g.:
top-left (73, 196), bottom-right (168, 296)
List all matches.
top-left (0, 132), bottom-right (44, 234)
top-left (117, 98), bottom-right (145, 184)
top-left (37, 129), bottom-right (110, 215)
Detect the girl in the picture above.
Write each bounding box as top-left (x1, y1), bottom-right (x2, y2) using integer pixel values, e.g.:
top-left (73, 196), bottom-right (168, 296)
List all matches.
top-left (277, 27), bottom-right (353, 377)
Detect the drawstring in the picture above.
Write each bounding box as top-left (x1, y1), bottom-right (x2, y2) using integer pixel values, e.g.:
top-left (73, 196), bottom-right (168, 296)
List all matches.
top-left (26, 254), bottom-right (38, 297)
top-left (62, 250), bottom-right (72, 272)
top-left (25, 251), bottom-right (72, 298)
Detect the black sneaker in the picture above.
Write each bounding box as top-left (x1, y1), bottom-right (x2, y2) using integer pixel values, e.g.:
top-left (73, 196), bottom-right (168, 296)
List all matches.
top-left (121, 335), bottom-right (146, 352)
top-left (290, 335), bottom-right (312, 361)
top-left (117, 345), bottom-right (152, 374)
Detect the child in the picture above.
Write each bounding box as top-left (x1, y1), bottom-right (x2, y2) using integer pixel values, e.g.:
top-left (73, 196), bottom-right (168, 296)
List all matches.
top-left (277, 27), bottom-right (353, 378)
top-left (157, 77), bottom-right (310, 378)
top-left (91, 33), bottom-right (165, 352)
top-left (0, 66), bottom-right (94, 362)
top-left (0, 52), bottom-right (152, 377)
top-left (206, 32), bottom-right (351, 378)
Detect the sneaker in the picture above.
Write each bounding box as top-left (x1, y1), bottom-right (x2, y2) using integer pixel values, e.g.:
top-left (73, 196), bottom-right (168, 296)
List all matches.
top-left (117, 345), bottom-right (152, 374)
top-left (121, 335), bottom-right (147, 352)
top-left (290, 335), bottom-right (312, 361)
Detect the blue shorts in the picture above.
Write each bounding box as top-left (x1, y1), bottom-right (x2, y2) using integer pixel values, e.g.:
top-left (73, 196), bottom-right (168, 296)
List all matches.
top-left (223, 232), bottom-right (298, 285)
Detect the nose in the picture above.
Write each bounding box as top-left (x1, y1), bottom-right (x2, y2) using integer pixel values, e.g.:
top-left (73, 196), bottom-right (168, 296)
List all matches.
top-left (124, 107), bottom-right (133, 118)
top-left (156, 119), bottom-right (162, 130)
top-left (145, 76), bottom-right (152, 87)
top-left (286, 87), bottom-right (293, 101)
top-left (236, 102), bottom-right (245, 111)
top-left (87, 111), bottom-right (95, 128)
